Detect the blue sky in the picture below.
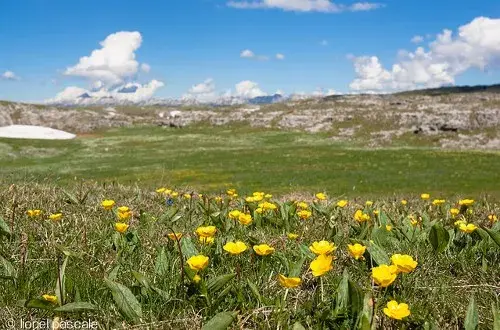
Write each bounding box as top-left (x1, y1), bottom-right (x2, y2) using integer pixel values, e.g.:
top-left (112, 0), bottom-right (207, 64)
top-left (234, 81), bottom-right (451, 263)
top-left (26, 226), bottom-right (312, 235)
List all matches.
top-left (1, 0), bottom-right (499, 102)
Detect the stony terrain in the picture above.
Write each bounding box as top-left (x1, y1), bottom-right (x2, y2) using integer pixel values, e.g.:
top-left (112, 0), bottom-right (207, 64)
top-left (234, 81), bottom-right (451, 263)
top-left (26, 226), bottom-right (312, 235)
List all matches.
top-left (1, 92), bottom-right (500, 149)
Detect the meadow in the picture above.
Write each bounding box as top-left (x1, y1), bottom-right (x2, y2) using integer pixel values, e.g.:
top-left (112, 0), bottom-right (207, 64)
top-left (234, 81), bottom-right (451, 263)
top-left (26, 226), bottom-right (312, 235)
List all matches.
top-left (0, 124), bottom-right (500, 329)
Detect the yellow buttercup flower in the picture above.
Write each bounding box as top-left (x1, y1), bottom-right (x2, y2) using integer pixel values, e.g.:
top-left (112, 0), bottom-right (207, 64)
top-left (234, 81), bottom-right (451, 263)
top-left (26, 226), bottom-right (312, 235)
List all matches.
top-left (384, 300), bottom-right (411, 320)
top-left (264, 194), bottom-right (272, 199)
top-left (226, 188), bottom-right (237, 196)
top-left (255, 207), bottom-right (263, 214)
top-left (372, 264), bottom-right (398, 287)
top-left (373, 210), bottom-right (380, 216)
top-left (214, 196), bottom-right (223, 202)
top-left (315, 192), bottom-right (327, 200)
top-left (390, 254), bottom-right (418, 274)
top-left (42, 294), bottom-right (58, 304)
top-left (488, 214), bottom-right (498, 223)
top-left (297, 210), bottom-right (312, 220)
top-left (117, 206), bottom-right (130, 213)
top-left (167, 232), bottom-right (183, 241)
top-left (459, 223), bottom-right (477, 233)
top-left (195, 226), bottom-right (217, 238)
top-left (156, 187), bottom-right (166, 194)
top-left (258, 201), bottom-right (277, 210)
top-left (199, 236), bottom-right (215, 245)
top-left (114, 222), bottom-right (129, 234)
top-left (223, 241), bottom-right (248, 255)
top-left (337, 200), bottom-right (348, 208)
top-left (278, 274), bottom-right (301, 288)
top-left (354, 210), bottom-right (370, 223)
top-left (365, 200), bottom-right (373, 207)
top-left (432, 199), bottom-right (445, 206)
top-left (401, 199), bottom-right (408, 205)
top-left (287, 233), bottom-right (299, 240)
top-left (253, 244), bottom-right (275, 256)
top-left (101, 200), bottom-right (115, 210)
top-left (49, 213), bottom-right (62, 222)
top-left (186, 255), bottom-right (209, 272)
top-left (309, 240), bottom-right (336, 255)
top-left (117, 210), bottom-right (132, 221)
top-left (458, 199), bottom-right (474, 206)
top-left (171, 192), bottom-right (179, 198)
top-left (193, 275), bottom-right (201, 284)
top-left (245, 196), bottom-right (255, 203)
top-left (450, 208), bottom-right (460, 217)
top-left (421, 193), bottom-right (430, 200)
top-left (27, 209), bottom-right (43, 218)
top-left (228, 210), bottom-right (241, 219)
top-left (454, 219), bottom-right (467, 227)
top-left (347, 243), bottom-right (366, 260)
top-left (310, 254), bottom-right (333, 277)
top-left (296, 201), bottom-right (309, 209)
top-left (183, 193), bottom-right (192, 199)
top-left (385, 225), bottom-right (392, 231)
top-left (238, 213), bottom-right (253, 226)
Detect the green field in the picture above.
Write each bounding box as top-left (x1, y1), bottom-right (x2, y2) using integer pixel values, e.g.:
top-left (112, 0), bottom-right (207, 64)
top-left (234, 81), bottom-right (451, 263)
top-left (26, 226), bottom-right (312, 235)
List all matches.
top-left (1, 125), bottom-right (500, 198)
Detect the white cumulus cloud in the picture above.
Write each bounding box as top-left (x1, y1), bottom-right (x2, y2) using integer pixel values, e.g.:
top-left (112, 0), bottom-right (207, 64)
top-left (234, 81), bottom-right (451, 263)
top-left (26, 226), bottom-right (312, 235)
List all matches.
top-left (227, 0), bottom-right (382, 13)
top-left (240, 49), bottom-right (255, 58)
top-left (276, 53), bottom-right (285, 60)
top-left (235, 80), bottom-right (267, 98)
top-left (349, 16), bottom-right (500, 92)
top-left (64, 31), bottom-right (143, 85)
top-left (1, 71), bottom-right (18, 80)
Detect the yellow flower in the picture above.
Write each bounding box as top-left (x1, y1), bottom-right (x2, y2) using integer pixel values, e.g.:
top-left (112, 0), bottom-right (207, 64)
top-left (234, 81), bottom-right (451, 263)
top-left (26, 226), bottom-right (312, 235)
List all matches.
top-left (459, 223), bottom-right (477, 233)
top-left (454, 219), bottom-right (467, 227)
top-left (432, 199), bottom-right (446, 206)
top-left (198, 194), bottom-right (203, 198)
top-left (253, 244), bottom-right (275, 256)
top-left (421, 193), bottom-right (430, 200)
top-left (49, 213), bottom-right (62, 221)
top-left (459, 199), bottom-right (474, 206)
top-left (296, 201), bottom-right (309, 209)
top-left (287, 233), bottom-right (299, 240)
top-left (227, 188), bottom-right (237, 196)
top-left (183, 193), bottom-right (192, 199)
top-left (450, 208), bottom-right (460, 217)
top-left (114, 222), bottom-right (129, 234)
top-left (383, 300), bottom-right (411, 320)
top-left (199, 236), bottom-right (215, 245)
top-left (385, 225), bottom-right (392, 231)
top-left (156, 187), bottom-right (166, 194)
top-left (228, 210), bottom-right (242, 219)
top-left (255, 207), bottom-right (263, 214)
top-left (117, 210), bottom-right (132, 221)
top-left (253, 195), bottom-right (264, 202)
top-left (27, 209), bottom-right (43, 218)
top-left (373, 210), bottom-right (380, 216)
top-left (372, 264), bottom-right (398, 287)
top-left (315, 192), bottom-right (327, 200)
top-left (297, 210), bottom-right (312, 220)
top-left (265, 194), bottom-right (272, 198)
top-left (117, 206), bottom-right (130, 213)
top-left (42, 294), bottom-right (58, 304)
top-left (223, 241), bottom-right (248, 255)
top-left (186, 255), bottom-right (209, 272)
top-left (215, 196), bottom-right (223, 202)
top-left (193, 274), bottom-right (201, 284)
top-left (238, 213), bottom-right (253, 226)
top-left (337, 200), bottom-right (348, 208)
top-left (278, 274), bottom-right (301, 288)
top-left (488, 214), bottom-right (498, 223)
top-left (171, 192), bottom-right (179, 198)
top-left (410, 219), bottom-right (418, 226)
top-left (354, 210), bottom-right (370, 223)
top-left (195, 226), bottom-right (217, 238)
top-left (259, 201), bottom-right (277, 210)
top-left (309, 240), bottom-right (336, 255)
top-left (245, 196), bottom-right (255, 203)
top-left (101, 200), bottom-right (115, 210)
top-left (365, 201), bottom-right (373, 207)
top-left (401, 199), bottom-right (408, 205)
top-left (167, 232), bottom-right (183, 241)
top-left (310, 254), bottom-right (333, 277)
top-left (347, 243), bottom-right (366, 260)
top-left (390, 254), bottom-right (418, 274)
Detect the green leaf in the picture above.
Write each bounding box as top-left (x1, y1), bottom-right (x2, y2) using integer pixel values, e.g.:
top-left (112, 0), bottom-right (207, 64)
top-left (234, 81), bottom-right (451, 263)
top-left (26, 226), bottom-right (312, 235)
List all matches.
top-left (247, 279), bottom-right (262, 304)
top-left (357, 292), bottom-right (373, 330)
top-left (55, 256), bottom-right (69, 306)
top-left (366, 242), bottom-right (390, 265)
top-left (55, 244), bottom-right (82, 258)
top-left (492, 303), bottom-right (500, 330)
top-left (465, 297), bottom-right (478, 330)
top-left (151, 286), bottom-right (170, 300)
top-left (25, 298), bottom-right (55, 311)
top-left (180, 237), bottom-right (198, 258)
top-left (104, 278), bottom-right (143, 324)
top-left (108, 265), bottom-right (120, 281)
top-left (207, 273), bottom-right (235, 295)
top-left (0, 255), bottom-right (16, 279)
top-left (154, 247), bottom-right (169, 276)
top-left (201, 311), bottom-right (238, 330)
top-left (54, 302), bottom-right (96, 313)
top-left (336, 269), bottom-right (349, 312)
top-left (299, 244), bottom-right (315, 259)
top-left (132, 271), bottom-right (151, 290)
top-left (483, 227), bottom-right (500, 248)
top-left (371, 226), bottom-right (389, 246)
top-left (292, 322), bottom-right (306, 330)
top-left (289, 256), bottom-right (306, 277)
top-left (429, 223), bottom-right (450, 253)
top-left (0, 216), bottom-right (11, 238)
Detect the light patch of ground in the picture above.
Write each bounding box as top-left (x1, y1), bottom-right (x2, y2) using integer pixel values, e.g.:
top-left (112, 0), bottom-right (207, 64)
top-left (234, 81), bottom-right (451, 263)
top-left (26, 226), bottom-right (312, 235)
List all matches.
top-left (0, 125), bottom-right (75, 140)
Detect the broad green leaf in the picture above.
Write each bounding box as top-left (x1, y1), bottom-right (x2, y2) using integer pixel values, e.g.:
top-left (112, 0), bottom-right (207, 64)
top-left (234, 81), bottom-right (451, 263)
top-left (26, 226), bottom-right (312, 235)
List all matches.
top-left (201, 311), bottom-right (238, 330)
top-left (348, 279), bottom-right (364, 316)
top-left (0, 216), bottom-right (11, 238)
top-left (292, 322), bottom-right (306, 330)
top-left (151, 286), bottom-right (170, 300)
top-left (336, 269), bottom-right (349, 312)
top-left (366, 242), bottom-right (390, 266)
top-left (289, 256), bottom-right (305, 277)
top-left (108, 265), bottom-right (120, 281)
top-left (0, 255), bottom-right (16, 279)
top-left (154, 247), bottom-right (169, 276)
top-left (357, 292), bottom-right (373, 330)
top-left (54, 302), bottom-right (96, 312)
top-left (132, 271), bottom-right (151, 290)
top-left (371, 226), bottom-right (389, 246)
top-left (247, 279), bottom-right (262, 304)
top-left (483, 227), bottom-right (500, 248)
top-left (299, 244), bottom-right (315, 259)
top-left (465, 297), bottom-right (478, 330)
top-left (104, 278), bottom-right (143, 324)
top-left (180, 237), bottom-right (198, 258)
top-left (429, 223), bottom-right (450, 253)
top-left (55, 256), bottom-right (69, 306)
top-left (207, 273), bottom-right (235, 294)
top-left (25, 298), bottom-right (55, 311)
